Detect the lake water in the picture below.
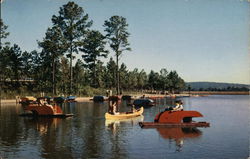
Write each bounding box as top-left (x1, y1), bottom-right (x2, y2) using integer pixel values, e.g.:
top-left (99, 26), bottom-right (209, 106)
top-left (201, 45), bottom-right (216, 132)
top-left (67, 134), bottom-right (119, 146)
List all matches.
top-left (0, 95), bottom-right (249, 159)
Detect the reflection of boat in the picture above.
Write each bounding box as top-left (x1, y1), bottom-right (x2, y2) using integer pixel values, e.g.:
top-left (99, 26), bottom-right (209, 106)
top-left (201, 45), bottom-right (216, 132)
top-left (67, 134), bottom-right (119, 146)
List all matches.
top-left (139, 110), bottom-right (210, 128)
top-left (156, 127), bottom-right (202, 139)
top-left (105, 115), bottom-right (144, 134)
top-left (105, 107), bottom-right (143, 120)
top-left (156, 127), bottom-right (202, 152)
top-left (20, 104), bottom-right (73, 118)
top-left (24, 118), bottom-right (62, 134)
top-left (105, 115), bottom-right (144, 126)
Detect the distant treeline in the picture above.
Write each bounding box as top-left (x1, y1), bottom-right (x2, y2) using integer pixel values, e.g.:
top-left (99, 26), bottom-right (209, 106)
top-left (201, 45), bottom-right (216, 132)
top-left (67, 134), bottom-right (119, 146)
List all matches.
top-left (189, 87), bottom-right (249, 92)
top-left (186, 82), bottom-right (249, 92)
top-left (0, 1), bottom-right (185, 97)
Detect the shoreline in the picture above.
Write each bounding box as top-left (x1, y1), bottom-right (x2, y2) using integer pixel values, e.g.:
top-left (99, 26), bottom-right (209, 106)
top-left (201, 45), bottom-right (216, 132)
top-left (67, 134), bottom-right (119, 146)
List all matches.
top-left (0, 91), bottom-right (249, 104)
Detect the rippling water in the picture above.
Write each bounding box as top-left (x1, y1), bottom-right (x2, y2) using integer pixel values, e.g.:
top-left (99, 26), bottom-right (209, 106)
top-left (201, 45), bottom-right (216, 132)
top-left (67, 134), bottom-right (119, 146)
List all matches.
top-left (0, 95), bottom-right (249, 159)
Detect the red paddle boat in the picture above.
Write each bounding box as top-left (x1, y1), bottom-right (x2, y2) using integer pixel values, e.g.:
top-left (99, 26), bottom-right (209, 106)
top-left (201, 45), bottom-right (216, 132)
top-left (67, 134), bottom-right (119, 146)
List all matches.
top-left (20, 103), bottom-right (73, 118)
top-left (139, 110), bottom-right (210, 128)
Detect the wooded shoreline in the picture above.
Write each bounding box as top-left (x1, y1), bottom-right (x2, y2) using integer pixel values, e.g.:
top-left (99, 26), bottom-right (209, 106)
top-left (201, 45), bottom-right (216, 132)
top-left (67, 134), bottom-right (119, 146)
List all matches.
top-left (0, 91), bottom-right (248, 104)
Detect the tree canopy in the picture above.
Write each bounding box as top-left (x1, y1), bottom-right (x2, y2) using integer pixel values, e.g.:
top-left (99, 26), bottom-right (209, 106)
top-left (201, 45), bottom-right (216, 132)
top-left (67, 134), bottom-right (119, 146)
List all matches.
top-left (0, 2), bottom-right (189, 98)
top-left (104, 15), bottom-right (131, 95)
top-left (81, 30), bottom-right (108, 88)
top-left (51, 1), bottom-right (93, 94)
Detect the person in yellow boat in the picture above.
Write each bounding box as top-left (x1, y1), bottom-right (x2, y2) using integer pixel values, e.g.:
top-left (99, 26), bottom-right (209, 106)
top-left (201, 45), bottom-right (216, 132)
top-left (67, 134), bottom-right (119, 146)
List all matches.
top-left (108, 96), bottom-right (119, 114)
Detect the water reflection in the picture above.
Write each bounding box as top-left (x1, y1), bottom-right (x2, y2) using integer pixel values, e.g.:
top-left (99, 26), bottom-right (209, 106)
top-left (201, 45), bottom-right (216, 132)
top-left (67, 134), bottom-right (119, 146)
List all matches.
top-left (104, 115), bottom-right (145, 159)
top-left (105, 116), bottom-right (144, 134)
top-left (0, 95), bottom-right (249, 159)
top-left (21, 117), bottom-right (74, 159)
top-left (156, 127), bottom-right (202, 152)
top-left (23, 118), bottom-right (61, 135)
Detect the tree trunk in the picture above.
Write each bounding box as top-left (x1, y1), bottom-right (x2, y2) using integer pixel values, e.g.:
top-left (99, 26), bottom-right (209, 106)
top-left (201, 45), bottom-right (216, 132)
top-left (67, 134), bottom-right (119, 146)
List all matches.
top-left (69, 46), bottom-right (73, 95)
top-left (93, 60), bottom-right (96, 88)
top-left (52, 57), bottom-right (56, 96)
top-left (116, 52), bottom-right (120, 95)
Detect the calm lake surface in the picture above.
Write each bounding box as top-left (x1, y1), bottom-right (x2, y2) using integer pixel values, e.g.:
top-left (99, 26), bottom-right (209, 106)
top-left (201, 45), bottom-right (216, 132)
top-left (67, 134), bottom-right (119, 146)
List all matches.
top-left (0, 95), bottom-right (249, 159)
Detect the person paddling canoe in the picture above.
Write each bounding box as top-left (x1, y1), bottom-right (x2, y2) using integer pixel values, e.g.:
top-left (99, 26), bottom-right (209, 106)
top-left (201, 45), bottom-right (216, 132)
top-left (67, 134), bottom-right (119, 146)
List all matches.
top-left (108, 96), bottom-right (120, 114)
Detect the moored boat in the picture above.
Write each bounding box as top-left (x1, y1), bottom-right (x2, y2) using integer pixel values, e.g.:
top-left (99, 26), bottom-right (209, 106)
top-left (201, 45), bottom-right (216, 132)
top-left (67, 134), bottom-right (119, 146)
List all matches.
top-left (105, 107), bottom-right (144, 120)
top-left (66, 96), bottom-right (77, 103)
top-left (133, 98), bottom-right (155, 108)
top-left (19, 96), bottom-right (37, 105)
top-left (53, 96), bottom-right (66, 104)
top-left (93, 96), bottom-right (107, 102)
top-left (121, 95), bottom-right (133, 100)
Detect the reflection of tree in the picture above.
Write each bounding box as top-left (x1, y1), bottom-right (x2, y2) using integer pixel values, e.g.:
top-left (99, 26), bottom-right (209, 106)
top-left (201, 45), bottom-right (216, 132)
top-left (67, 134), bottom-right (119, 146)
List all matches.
top-left (105, 103), bottom-right (131, 159)
top-left (157, 127), bottom-right (202, 152)
top-left (64, 102), bottom-right (76, 114)
top-left (83, 104), bottom-right (104, 158)
top-left (0, 106), bottom-right (22, 147)
top-left (22, 118), bottom-right (73, 158)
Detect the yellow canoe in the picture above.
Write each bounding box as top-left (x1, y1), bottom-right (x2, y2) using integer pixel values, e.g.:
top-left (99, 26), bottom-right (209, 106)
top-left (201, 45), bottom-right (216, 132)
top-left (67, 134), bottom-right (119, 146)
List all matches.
top-left (105, 107), bottom-right (144, 120)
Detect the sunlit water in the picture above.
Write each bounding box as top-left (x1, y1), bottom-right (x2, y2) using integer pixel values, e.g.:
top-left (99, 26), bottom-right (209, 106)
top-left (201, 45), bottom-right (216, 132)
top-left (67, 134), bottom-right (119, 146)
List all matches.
top-left (0, 95), bottom-right (249, 159)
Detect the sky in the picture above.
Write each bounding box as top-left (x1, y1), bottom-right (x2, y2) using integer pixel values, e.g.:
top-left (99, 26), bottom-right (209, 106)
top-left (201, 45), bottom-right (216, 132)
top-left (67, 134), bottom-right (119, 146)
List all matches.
top-left (1, 0), bottom-right (250, 84)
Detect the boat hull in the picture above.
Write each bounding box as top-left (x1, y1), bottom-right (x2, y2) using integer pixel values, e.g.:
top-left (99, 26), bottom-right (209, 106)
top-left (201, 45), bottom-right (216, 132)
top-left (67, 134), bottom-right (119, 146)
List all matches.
top-left (19, 113), bottom-right (74, 118)
top-left (20, 104), bottom-right (73, 118)
top-left (139, 121), bottom-right (210, 128)
top-left (105, 107), bottom-right (143, 120)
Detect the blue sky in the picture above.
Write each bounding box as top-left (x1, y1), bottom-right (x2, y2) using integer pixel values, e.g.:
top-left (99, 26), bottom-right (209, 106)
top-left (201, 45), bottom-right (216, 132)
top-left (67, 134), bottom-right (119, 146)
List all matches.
top-left (1, 0), bottom-right (250, 84)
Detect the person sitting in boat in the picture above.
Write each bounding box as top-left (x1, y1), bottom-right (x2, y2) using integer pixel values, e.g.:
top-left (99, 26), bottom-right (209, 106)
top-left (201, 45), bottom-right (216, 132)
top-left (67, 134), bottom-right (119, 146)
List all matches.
top-left (173, 100), bottom-right (183, 111)
top-left (38, 98), bottom-right (46, 106)
top-left (108, 96), bottom-right (119, 114)
top-left (38, 98), bottom-right (54, 109)
top-left (112, 102), bottom-right (119, 115)
top-left (164, 100), bottom-right (183, 111)
top-left (131, 104), bottom-right (136, 112)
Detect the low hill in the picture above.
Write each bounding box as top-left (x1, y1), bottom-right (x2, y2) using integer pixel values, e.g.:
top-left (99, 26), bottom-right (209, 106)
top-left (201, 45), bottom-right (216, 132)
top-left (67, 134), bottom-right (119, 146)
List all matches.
top-left (186, 82), bottom-right (249, 90)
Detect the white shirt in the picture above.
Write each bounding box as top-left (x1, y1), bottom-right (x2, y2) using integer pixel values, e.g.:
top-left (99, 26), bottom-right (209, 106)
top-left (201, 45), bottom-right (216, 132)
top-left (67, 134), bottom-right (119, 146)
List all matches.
top-left (174, 104), bottom-right (183, 111)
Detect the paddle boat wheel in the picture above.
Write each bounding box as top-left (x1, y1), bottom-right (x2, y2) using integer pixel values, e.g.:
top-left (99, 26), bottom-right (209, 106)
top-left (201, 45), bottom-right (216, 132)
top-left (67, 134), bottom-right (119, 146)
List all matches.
top-left (139, 110), bottom-right (210, 128)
